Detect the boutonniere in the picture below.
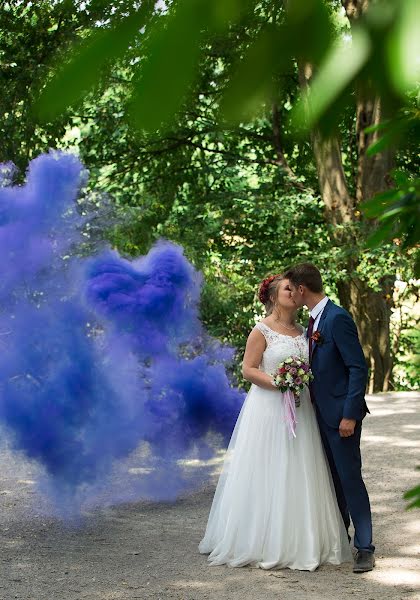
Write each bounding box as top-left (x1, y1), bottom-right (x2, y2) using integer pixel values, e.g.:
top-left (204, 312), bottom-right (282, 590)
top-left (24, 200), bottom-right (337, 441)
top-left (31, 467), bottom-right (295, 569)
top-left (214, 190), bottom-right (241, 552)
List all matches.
top-left (311, 331), bottom-right (324, 345)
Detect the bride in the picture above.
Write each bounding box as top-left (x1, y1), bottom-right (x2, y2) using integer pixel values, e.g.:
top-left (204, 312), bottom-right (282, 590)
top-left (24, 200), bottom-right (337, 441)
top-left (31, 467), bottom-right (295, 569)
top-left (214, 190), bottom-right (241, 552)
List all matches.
top-left (198, 274), bottom-right (352, 571)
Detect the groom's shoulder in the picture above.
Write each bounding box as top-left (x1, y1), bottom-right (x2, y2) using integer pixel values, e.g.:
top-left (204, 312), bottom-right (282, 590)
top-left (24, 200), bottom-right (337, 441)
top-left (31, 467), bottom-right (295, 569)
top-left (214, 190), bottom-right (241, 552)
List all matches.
top-left (327, 301), bottom-right (354, 322)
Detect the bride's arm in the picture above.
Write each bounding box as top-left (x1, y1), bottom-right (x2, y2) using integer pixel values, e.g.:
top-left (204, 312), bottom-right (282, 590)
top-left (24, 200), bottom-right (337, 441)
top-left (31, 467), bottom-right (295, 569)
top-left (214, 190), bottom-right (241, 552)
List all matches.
top-left (242, 328), bottom-right (277, 390)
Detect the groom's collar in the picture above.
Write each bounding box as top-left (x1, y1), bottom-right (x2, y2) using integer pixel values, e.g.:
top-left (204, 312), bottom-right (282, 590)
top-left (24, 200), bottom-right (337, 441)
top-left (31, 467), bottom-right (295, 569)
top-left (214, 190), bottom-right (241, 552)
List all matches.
top-left (309, 296), bottom-right (329, 320)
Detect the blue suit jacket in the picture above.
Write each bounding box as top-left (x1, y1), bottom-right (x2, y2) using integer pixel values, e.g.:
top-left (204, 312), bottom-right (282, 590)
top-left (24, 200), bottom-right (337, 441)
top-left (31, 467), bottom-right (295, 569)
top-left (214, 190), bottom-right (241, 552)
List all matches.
top-left (310, 300), bottom-right (369, 428)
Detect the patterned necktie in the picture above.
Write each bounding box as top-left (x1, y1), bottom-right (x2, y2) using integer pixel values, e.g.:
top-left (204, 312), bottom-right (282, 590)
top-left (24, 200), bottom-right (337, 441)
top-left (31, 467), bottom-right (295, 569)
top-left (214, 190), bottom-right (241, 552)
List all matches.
top-left (307, 316), bottom-right (315, 359)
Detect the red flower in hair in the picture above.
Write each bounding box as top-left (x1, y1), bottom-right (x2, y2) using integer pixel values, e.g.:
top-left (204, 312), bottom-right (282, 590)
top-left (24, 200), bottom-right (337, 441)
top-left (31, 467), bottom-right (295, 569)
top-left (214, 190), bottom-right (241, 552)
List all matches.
top-left (258, 274), bottom-right (282, 305)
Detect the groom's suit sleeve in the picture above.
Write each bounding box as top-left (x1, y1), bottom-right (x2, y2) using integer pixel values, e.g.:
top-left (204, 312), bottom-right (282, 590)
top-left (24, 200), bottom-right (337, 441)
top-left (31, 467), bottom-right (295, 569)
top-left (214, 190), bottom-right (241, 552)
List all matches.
top-left (331, 311), bottom-right (368, 421)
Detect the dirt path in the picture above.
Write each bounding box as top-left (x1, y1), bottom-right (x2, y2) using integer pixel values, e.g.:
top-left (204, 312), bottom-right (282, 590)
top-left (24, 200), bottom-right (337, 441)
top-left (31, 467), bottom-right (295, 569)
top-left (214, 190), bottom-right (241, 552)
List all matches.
top-left (0, 392), bottom-right (419, 600)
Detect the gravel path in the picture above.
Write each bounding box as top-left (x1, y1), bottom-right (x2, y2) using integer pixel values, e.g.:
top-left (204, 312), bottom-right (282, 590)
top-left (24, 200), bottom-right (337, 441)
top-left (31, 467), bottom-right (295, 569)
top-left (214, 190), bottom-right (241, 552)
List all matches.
top-left (0, 392), bottom-right (419, 600)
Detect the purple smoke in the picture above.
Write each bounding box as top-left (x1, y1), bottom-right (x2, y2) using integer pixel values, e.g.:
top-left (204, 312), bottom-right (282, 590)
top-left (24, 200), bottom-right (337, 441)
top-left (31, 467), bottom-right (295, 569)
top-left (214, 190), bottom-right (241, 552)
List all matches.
top-left (84, 241), bottom-right (243, 462)
top-left (85, 242), bottom-right (202, 355)
top-left (0, 151), bottom-right (244, 512)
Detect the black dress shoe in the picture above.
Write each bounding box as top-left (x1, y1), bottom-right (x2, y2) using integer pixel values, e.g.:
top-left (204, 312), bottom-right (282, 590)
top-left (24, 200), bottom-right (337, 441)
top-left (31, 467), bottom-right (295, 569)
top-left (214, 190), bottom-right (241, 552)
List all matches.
top-left (353, 550), bottom-right (375, 573)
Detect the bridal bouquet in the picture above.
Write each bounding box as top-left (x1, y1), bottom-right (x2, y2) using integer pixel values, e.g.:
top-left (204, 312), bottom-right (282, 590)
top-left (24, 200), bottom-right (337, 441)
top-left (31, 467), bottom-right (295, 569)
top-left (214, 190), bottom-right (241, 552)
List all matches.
top-left (272, 356), bottom-right (314, 438)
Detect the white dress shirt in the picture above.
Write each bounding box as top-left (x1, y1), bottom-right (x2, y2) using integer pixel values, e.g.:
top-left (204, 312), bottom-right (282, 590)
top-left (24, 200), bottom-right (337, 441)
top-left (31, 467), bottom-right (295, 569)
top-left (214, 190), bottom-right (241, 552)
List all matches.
top-left (310, 296), bottom-right (329, 332)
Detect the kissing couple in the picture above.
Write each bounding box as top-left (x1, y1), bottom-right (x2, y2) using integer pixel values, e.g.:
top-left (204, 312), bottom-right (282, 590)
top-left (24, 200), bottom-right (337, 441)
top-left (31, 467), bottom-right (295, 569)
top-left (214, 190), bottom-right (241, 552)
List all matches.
top-left (199, 263), bottom-right (375, 573)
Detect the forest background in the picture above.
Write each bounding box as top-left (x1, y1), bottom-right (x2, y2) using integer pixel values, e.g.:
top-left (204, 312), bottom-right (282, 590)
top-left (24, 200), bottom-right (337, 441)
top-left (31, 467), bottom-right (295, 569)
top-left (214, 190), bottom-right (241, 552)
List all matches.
top-left (0, 0), bottom-right (418, 398)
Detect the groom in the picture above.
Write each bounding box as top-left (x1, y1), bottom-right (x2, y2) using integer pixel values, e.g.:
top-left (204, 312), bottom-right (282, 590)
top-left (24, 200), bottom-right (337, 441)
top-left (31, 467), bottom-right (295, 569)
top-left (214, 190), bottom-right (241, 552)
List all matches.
top-left (284, 263), bottom-right (375, 573)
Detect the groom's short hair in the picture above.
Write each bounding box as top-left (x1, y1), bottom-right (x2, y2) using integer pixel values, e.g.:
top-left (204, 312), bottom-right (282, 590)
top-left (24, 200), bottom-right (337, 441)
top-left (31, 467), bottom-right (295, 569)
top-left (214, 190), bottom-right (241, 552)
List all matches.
top-left (284, 263), bottom-right (323, 293)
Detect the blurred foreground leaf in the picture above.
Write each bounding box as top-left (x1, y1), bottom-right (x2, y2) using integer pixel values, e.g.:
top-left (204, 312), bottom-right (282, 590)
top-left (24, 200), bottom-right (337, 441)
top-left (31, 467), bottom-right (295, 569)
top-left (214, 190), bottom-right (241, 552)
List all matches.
top-left (129, 0), bottom-right (207, 132)
top-left (404, 468), bottom-right (420, 509)
top-left (130, 0), bottom-right (256, 132)
top-left (292, 27), bottom-right (370, 131)
top-left (362, 110), bottom-right (420, 267)
top-left (387, 0), bottom-right (420, 95)
top-left (220, 24), bottom-right (284, 123)
top-left (35, 2), bottom-right (155, 121)
top-left (362, 179), bottom-right (420, 250)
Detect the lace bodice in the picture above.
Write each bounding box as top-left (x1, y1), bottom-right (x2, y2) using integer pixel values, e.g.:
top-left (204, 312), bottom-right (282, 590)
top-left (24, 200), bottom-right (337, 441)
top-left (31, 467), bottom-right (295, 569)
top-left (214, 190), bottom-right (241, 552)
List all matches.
top-left (255, 322), bottom-right (309, 375)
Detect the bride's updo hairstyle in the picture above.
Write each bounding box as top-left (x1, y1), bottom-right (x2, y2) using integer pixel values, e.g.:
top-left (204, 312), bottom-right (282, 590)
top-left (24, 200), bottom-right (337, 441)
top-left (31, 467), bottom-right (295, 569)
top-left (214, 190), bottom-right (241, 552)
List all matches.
top-left (258, 274), bottom-right (283, 315)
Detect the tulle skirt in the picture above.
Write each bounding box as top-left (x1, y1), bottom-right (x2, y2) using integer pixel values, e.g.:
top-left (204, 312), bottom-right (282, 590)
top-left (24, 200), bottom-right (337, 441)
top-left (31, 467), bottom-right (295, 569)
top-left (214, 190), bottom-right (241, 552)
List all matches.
top-left (198, 384), bottom-right (352, 571)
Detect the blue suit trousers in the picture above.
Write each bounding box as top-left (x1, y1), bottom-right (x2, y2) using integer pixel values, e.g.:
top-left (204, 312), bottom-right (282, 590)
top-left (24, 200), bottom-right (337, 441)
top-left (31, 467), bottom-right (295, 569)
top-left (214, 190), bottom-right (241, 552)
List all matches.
top-left (316, 408), bottom-right (374, 553)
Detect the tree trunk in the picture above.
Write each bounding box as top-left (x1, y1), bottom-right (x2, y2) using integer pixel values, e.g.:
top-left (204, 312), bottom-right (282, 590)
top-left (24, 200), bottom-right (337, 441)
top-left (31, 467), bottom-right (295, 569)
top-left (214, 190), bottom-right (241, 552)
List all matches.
top-left (337, 274), bottom-right (393, 393)
top-left (298, 57), bottom-right (394, 391)
top-left (342, 0), bottom-right (395, 391)
top-left (312, 131), bottom-right (393, 392)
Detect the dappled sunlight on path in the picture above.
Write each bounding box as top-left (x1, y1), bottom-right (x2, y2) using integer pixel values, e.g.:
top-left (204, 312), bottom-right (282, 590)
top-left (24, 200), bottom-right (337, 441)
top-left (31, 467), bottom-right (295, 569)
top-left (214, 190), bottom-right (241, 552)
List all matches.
top-left (357, 392), bottom-right (420, 598)
top-left (0, 392), bottom-right (418, 599)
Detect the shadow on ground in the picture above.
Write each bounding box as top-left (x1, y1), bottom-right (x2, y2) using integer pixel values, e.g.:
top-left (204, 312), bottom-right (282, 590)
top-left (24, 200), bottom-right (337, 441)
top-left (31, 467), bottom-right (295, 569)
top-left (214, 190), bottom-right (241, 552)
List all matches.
top-left (0, 392), bottom-right (419, 600)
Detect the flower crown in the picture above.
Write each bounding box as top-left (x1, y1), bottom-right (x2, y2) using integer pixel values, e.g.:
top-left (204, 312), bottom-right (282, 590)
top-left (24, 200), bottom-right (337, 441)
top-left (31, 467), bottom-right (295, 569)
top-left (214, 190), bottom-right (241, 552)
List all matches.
top-left (258, 274), bottom-right (282, 305)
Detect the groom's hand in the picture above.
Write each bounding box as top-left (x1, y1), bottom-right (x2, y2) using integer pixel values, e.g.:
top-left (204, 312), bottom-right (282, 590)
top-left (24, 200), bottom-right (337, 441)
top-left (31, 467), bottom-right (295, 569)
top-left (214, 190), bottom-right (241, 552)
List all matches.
top-left (339, 418), bottom-right (356, 437)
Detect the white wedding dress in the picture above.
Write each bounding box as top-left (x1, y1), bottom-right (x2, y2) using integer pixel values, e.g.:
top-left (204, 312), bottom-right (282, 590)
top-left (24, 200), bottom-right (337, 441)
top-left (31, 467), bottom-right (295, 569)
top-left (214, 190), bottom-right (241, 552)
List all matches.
top-left (199, 322), bottom-right (352, 571)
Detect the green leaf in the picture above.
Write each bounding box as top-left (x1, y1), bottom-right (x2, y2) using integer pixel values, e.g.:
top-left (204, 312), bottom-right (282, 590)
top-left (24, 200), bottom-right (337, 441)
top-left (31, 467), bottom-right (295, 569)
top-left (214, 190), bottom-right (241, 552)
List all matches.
top-left (404, 485), bottom-right (420, 499)
top-left (286, 0), bottom-right (333, 64)
top-left (366, 119), bottom-right (409, 157)
top-left (387, 0), bottom-right (420, 95)
top-left (362, 190), bottom-right (401, 218)
top-left (404, 469), bottom-right (420, 509)
top-left (35, 4), bottom-right (154, 121)
top-left (222, 0), bottom-right (333, 126)
top-left (130, 0), bottom-right (208, 133)
top-left (393, 169), bottom-right (410, 188)
top-left (210, 0), bottom-right (255, 31)
top-left (292, 26), bottom-right (371, 130)
top-left (366, 134), bottom-right (394, 157)
top-left (365, 219), bottom-right (396, 248)
top-left (221, 24), bottom-right (286, 123)
top-left (364, 120), bottom-right (392, 134)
